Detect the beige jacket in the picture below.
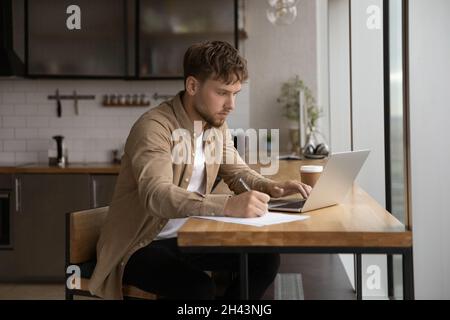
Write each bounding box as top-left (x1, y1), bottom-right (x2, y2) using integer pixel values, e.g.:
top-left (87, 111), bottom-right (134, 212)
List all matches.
top-left (88, 91), bottom-right (274, 299)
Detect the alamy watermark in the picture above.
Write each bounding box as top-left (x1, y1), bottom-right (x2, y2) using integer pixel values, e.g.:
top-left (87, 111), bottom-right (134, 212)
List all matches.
top-left (66, 265), bottom-right (81, 290)
top-left (366, 264), bottom-right (382, 290)
top-left (171, 122), bottom-right (280, 175)
top-left (66, 5), bottom-right (81, 30)
top-left (367, 5), bottom-right (382, 30)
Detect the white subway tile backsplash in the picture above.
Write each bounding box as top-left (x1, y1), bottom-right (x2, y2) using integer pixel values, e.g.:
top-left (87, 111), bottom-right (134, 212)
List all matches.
top-left (15, 128), bottom-right (39, 139)
top-left (88, 151), bottom-right (111, 162)
top-left (68, 151), bottom-right (85, 163)
top-left (78, 141), bottom-right (95, 152)
top-left (49, 117), bottom-right (78, 128)
top-left (37, 104), bottom-right (58, 116)
top-left (15, 104), bottom-right (39, 116)
top-left (118, 115), bottom-right (141, 128)
top-left (0, 83), bottom-right (13, 93)
top-left (26, 116), bottom-right (50, 128)
top-left (81, 139), bottom-right (97, 151)
top-left (95, 139), bottom-right (121, 150)
top-left (0, 104), bottom-right (15, 116)
top-left (4, 140), bottom-right (26, 152)
top-left (15, 152), bottom-right (38, 163)
top-left (26, 139), bottom-right (49, 152)
top-left (93, 116), bottom-right (120, 128)
top-left (2, 116), bottom-right (26, 128)
top-left (2, 92), bottom-right (26, 104)
top-left (72, 116), bottom-right (96, 128)
top-left (0, 152), bottom-right (15, 163)
top-left (0, 79), bottom-right (248, 165)
top-left (0, 128), bottom-right (14, 139)
top-left (57, 128), bottom-right (87, 139)
top-left (12, 80), bottom-right (39, 92)
top-left (38, 128), bottom-right (64, 139)
top-left (26, 92), bottom-right (51, 104)
top-left (108, 128), bottom-right (130, 140)
top-left (38, 151), bottom-right (48, 163)
top-left (86, 128), bottom-right (110, 139)
top-left (89, 106), bottom-right (123, 116)
top-left (54, 102), bottom-right (79, 117)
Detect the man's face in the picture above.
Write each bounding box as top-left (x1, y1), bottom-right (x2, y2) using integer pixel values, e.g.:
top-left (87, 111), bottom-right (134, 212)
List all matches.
top-left (193, 77), bottom-right (241, 128)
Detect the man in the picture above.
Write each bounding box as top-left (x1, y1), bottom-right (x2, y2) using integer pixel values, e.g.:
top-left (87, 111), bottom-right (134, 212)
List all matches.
top-left (88, 41), bottom-right (312, 300)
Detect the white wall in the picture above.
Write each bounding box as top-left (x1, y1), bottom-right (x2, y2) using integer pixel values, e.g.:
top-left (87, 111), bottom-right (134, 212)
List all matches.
top-left (316, 0), bottom-right (330, 144)
top-left (328, 0), bottom-right (352, 154)
top-left (409, 0), bottom-right (450, 300)
top-left (245, 0), bottom-right (318, 152)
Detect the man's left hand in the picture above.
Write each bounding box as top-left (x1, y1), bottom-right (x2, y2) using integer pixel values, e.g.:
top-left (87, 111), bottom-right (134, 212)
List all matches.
top-left (267, 180), bottom-right (312, 199)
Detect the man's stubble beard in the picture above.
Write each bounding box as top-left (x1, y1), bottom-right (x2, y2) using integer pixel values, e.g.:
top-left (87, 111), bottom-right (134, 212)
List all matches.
top-left (193, 101), bottom-right (225, 128)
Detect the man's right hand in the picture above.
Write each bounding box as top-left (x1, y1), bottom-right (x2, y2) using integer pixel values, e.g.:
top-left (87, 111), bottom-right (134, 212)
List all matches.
top-left (223, 191), bottom-right (270, 218)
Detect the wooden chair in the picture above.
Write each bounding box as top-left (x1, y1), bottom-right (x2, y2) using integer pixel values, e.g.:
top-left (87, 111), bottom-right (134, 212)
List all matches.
top-left (65, 206), bottom-right (157, 300)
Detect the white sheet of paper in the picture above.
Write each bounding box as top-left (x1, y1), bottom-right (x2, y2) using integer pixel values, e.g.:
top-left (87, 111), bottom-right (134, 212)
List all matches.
top-left (192, 212), bottom-right (309, 227)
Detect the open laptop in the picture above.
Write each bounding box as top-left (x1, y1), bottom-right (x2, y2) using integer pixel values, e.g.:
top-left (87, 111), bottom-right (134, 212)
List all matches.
top-left (268, 150), bottom-right (370, 213)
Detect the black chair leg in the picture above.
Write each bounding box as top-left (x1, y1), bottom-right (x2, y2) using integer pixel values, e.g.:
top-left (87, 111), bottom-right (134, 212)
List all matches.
top-left (65, 289), bottom-right (74, 300)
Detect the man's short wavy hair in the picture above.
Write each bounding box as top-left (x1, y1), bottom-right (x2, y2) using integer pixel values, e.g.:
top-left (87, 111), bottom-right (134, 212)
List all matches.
top-left (183, 40), bottom-right (248, 86)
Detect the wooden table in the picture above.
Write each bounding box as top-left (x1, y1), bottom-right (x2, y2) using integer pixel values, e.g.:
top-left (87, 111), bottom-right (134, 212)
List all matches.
top-left (177, 160), bottom-right (414, 300)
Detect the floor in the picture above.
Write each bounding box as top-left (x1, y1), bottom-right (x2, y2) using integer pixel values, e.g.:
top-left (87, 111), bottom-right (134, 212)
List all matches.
top-left (0, 254), bottom-right (355, 300)
top-left (265, 254), bottom-right (356, 300)
top-left (0, 283), bottom-right (65, 300)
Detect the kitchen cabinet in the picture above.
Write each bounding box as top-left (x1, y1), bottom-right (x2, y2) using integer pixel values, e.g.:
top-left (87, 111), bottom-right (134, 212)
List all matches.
top-left (0, 174), bottom-right (32, 281)
top-left (0, 172), bottom-right (119, 281)
top-left (27, 0), bottom-right (133, 77)
top-left (25, 174), bottom-right (91, 280)
top-left (25, 0), bottom-right (237, 79)
top-left (138, 0), bottom-right (237, 78)
top-left (0, 174), bottom-right (91, 281)
top-left (90, 174), bottom-right (117, 208)
top-left (0, 174), bottom-right (13, 249)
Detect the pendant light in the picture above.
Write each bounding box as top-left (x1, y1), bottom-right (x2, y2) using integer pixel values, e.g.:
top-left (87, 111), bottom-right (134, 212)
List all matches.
top-left (266, 0), bottom-right (299, 26)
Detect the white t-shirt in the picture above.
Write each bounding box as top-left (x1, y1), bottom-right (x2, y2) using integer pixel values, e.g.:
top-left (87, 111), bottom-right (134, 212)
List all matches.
top-left (154, 132), bottom-right (206, 240)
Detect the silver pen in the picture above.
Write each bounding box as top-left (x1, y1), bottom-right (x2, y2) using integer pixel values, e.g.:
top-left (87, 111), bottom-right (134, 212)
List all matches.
top-left (239, 178), bottom-right (267, 217)
top-left (238, 177), bottom-right (251, 192)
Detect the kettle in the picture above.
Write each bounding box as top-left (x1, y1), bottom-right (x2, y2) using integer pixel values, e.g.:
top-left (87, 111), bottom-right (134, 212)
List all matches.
top-left (49, 135), bottom-right (68, 167)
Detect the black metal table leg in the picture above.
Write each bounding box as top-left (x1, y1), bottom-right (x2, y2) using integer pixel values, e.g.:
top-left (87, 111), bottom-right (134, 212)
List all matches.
top-left (387, 254), bottom-right (394, 299)
top-left (402, 247), bottom-right (415, 300)
top-left (355, 254), bottom-right (363, 300)
top-left (240, 252), bottom-right (249, 300)
top-left (353, 254), bottom-right (357, 293)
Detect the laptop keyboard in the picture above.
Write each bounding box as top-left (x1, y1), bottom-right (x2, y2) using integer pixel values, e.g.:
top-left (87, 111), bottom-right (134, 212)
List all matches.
top-left (269, 199), bottom-right (306, 209)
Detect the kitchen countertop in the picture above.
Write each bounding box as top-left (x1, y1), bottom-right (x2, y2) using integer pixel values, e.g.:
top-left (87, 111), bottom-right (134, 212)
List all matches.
top-left (0, 157), bottom-right (326, 175)
top-left (0, 162), bottom-right (121, 174)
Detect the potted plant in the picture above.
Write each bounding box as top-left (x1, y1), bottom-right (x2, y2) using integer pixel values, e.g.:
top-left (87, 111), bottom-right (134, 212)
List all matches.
top-left (277, 75), bottom-right (322, 154)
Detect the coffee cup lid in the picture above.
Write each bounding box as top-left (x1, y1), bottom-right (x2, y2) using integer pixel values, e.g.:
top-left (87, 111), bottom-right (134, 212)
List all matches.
top-left (300, 165), bottom-right (323, 173)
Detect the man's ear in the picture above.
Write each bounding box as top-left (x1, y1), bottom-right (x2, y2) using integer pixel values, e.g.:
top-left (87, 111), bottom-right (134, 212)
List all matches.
top-left (185, 76), bottom-right (198, 96)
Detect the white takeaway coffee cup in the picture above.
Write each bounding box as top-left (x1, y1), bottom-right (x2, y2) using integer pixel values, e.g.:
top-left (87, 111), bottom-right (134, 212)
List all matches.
top-left (300, 165), bottom-right (323, 188)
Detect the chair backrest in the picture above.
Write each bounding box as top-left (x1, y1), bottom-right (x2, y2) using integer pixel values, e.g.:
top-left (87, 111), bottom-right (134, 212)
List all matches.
top-left (68, 206), bottom-right (109, 265)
